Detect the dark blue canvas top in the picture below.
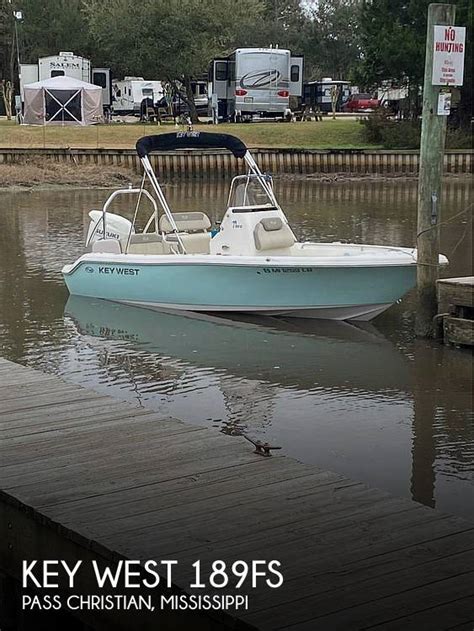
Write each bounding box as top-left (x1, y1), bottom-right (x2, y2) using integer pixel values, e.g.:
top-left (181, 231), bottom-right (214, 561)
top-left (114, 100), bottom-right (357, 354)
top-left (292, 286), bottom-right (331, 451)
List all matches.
top-left (136, 132), bottom-right (248, 158)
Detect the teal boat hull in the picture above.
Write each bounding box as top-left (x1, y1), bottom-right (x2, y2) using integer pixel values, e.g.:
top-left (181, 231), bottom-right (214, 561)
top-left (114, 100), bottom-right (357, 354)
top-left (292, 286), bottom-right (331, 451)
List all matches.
top-left (62, 257), bottom-right (417, 321)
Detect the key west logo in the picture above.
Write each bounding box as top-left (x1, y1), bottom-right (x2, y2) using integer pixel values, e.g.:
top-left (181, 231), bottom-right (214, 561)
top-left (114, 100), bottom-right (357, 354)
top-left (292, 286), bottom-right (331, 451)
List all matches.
top-left (98, 266), bottom-right (140, 276)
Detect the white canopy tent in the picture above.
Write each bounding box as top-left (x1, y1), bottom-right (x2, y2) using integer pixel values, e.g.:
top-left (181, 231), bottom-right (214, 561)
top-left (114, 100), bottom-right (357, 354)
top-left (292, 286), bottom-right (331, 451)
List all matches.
top-left (23, 76), bottom-right (103, 126)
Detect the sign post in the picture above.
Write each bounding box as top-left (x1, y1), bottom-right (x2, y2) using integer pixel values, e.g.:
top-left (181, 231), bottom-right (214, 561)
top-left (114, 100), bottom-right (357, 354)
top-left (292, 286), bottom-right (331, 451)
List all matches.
top-left (415, 4), bottom-right (460, 338)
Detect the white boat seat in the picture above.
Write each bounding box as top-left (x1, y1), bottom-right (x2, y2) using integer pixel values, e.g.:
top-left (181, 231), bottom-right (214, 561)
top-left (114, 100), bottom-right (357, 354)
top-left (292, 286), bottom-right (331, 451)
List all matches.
top-left (126, 233), bottom-right (173, 255)
top-left (167, 232), bottom-right (211, 254)
top-left (254, 218), bottom-right (296, 251)
top-left (159, 212), bottom-right (211, 233)
top-left (91, 239), bottom-right (122, 254)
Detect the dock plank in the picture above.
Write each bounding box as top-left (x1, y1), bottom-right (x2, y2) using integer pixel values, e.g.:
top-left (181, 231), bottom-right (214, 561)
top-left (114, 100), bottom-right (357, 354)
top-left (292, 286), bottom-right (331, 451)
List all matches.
top-left (244, 551), bottom-right (474, 629)
top-left (278, 572), bottom-right (474, 631)
top-left (1, 357), bottom-right (473, 631)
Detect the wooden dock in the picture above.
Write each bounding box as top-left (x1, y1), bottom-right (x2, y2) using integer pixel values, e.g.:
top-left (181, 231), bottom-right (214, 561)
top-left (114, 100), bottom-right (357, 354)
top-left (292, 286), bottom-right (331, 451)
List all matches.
top-left (437, 277), bottom-right (474, 347)
top-left (1, 357), bottom-right (474, 630)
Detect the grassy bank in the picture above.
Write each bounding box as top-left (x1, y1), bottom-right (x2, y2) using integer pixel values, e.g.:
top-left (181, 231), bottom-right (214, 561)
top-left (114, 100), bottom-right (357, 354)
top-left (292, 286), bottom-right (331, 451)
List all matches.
top-left (0, 158), bottom-right (140, 188)
top-left (0, 118), bottom-right (374, 150)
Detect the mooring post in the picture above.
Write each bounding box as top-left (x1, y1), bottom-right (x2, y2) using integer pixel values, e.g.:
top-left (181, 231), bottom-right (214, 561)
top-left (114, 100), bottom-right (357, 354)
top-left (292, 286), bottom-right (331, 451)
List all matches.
top-left (416, 3), bottom-right (456, 337)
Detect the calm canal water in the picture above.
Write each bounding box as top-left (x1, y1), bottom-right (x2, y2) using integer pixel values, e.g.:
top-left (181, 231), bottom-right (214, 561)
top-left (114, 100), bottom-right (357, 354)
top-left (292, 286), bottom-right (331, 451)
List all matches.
top-left (0, 178), bottom-right (472, 519)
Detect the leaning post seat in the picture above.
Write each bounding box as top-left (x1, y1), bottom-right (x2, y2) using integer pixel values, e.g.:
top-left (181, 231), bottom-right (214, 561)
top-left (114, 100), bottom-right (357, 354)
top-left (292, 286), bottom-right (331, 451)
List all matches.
top-left (126, 233), bottom-right (173, 255)
top-left (159, 212), bottom-right (211, 234)
top-left (165, 232), bottom-right (211, 254)
top-left (159, 212), bottom-right (212, 254)
top-left (254, 217), bottom-right (296, 251)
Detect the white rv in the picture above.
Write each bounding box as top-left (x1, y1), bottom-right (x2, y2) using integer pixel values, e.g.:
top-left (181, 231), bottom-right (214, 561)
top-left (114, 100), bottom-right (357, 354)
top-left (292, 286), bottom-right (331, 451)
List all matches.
top-left (20, 52), bottom-right (111, 110)
top-left (112, 78), bottom-right (164, 116)
top-left (208, 48), bottom-right (304, 122)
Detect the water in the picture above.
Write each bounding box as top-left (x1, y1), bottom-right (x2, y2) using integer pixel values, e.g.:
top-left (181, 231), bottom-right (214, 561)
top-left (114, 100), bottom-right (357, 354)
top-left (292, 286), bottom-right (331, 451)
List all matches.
top-left (0, 178), bottom-right (472, 520)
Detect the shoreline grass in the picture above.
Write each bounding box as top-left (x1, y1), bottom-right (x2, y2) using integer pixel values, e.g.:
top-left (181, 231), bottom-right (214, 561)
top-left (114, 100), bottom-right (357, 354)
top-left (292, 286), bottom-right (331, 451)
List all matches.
top-left (0, 118), bottom-right (378, 150)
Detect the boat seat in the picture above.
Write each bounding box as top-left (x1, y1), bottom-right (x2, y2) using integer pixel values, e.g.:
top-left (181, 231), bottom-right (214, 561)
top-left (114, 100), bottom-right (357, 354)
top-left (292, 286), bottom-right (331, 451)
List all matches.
top-left (254, 217), bottom-right (296, 251)
top-left (159, 212), bottom-right (211, 234)
top-left (91, 239), bottom-right (122, 254)
top-left (126, 233), bottom-right (173, 255)
top-left (167, 232), bottom-right (211, 254)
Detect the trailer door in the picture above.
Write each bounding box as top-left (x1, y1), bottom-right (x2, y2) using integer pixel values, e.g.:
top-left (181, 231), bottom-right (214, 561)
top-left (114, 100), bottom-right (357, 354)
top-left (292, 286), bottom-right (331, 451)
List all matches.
top-left (92, 68), bottom-right (111, 108)
top-left (289, 56), bottom-right (304, 97)
top-left (212, 60), bottom-right (228, 100)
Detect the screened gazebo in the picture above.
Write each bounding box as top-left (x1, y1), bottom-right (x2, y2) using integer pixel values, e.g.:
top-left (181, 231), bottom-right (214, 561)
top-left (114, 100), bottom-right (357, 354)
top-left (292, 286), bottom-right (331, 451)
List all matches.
top-left (23, 75), bottom-right (103, 126)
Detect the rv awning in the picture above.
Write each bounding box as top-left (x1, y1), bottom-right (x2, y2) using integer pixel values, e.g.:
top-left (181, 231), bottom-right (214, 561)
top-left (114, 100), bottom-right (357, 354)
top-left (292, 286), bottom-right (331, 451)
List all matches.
top-left (136, 132), bottom-right (248, 158)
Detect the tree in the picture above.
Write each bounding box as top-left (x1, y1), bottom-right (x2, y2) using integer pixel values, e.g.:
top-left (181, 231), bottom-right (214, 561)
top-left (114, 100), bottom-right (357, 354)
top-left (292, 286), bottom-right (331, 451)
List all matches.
top-left (15, 0), bottom-right (98, 63)
top-left (0, 0), bottom-right (17, 117)
top-left (84, 0), bottom-right (266, 122)
top-left (356, 0), bottom-right (472, 123)
top-left (305, 0), bottom-right (362, 81)
top-left (259, 0), bottom-right (309, 50)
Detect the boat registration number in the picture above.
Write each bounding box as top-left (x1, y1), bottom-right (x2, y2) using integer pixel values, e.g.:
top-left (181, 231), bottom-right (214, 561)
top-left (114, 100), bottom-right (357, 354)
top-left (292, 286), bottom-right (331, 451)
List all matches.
top-left (262, 267), bottom-right (314, 274)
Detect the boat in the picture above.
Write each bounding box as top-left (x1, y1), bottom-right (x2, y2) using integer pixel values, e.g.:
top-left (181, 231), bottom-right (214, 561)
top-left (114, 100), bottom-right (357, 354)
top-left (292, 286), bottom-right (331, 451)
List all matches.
top-left (62, 131), bottom-right (448, 321)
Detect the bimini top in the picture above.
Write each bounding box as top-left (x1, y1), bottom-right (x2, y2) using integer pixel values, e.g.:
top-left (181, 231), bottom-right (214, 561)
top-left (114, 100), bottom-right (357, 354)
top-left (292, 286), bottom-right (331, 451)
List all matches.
top-left (136, 131), bottom-right (248, 159)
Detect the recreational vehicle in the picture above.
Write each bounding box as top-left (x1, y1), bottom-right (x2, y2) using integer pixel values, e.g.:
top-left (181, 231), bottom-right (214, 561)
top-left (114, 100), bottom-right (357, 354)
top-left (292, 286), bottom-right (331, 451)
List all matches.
top-left (112, 78), bottom-right (164, 116)
top-left (303, 79), bottom-right (351, 113)
top-left (171, 79), bottom-right (208, 117)
top-left (208, 48), bottom-right (303, 122)
top-left (20, 52), bottom-right (111, 111)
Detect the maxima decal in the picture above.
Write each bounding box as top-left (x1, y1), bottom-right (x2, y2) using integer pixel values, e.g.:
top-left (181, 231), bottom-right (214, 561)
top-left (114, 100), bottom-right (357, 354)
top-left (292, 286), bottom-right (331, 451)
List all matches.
top-left (240, 70), bottom-right (288, 90)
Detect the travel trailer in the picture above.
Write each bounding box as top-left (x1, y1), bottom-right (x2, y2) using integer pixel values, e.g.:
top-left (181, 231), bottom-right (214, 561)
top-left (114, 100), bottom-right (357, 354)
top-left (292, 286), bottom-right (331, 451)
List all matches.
top-left (20, 52), bottom-right (111, 111)
top-left (208, 48), bottom-right (304, 122)
top-left (112, 78), bottom-right (164, 116)
top-left (303, 79), bottom-right (351, 113)
top-left (164, 79), bottom-right (209, 118)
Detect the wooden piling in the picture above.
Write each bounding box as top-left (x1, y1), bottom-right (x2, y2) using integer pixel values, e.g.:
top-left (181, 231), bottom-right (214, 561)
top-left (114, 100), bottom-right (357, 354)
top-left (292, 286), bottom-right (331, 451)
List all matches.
top-left (416, 3), bottom-right (456, 337)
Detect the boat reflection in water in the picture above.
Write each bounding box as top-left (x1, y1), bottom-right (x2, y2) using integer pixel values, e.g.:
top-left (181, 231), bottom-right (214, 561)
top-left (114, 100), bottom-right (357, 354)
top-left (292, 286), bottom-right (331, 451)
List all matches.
top-left (65, 295), bottom-right (411, 405)
top-left (63, 274), bottom-right (472, 520)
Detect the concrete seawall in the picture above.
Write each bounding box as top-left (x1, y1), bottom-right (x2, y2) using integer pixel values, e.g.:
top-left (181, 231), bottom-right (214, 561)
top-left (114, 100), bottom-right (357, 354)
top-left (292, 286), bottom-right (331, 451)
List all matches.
top-left (0, 147), bottom-right (472, 177)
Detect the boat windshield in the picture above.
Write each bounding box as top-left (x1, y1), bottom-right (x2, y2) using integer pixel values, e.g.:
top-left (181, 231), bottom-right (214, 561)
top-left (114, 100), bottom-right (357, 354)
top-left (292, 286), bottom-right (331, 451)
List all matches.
top-left (227, 174), bottom-right (277, 210)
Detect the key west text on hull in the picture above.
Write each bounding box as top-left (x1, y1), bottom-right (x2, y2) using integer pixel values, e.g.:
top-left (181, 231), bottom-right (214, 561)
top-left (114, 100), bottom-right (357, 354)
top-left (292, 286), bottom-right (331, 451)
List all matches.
top-left (62, 131), bottom-right (447, 321)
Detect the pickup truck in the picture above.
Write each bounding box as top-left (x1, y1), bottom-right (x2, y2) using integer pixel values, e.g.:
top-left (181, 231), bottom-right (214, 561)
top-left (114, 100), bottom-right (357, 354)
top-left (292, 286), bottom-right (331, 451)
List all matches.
top-left (343, 93), bottom-right (380, 112)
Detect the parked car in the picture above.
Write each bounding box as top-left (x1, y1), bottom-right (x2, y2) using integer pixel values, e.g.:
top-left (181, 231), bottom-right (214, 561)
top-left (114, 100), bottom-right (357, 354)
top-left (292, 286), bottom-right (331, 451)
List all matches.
top-left (343, 93), bottom-right (379, 112)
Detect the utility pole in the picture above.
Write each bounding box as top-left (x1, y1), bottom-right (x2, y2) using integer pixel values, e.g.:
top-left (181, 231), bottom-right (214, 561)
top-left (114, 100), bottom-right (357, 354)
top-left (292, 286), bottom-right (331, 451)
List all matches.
top-left (416, 3), bottom-right (456, 337)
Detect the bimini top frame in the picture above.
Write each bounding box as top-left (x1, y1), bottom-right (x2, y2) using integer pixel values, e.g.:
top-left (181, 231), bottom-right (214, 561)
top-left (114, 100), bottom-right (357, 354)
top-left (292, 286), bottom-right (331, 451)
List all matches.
top-left (135, 132), bottom-right (280, 253)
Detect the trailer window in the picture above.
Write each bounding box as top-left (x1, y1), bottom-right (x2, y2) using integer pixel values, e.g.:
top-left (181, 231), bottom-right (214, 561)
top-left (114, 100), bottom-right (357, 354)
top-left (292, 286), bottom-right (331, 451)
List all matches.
top-left (93, 72), bottom-right (107, 88)
top-left (215, 62), bottom-right (227, 82)
top-left (51, 70), bottom-right (65, 78)
top-left (228, 60), bottom-right (236, 83)
top-left (290, 65), bottom-right (300, 82)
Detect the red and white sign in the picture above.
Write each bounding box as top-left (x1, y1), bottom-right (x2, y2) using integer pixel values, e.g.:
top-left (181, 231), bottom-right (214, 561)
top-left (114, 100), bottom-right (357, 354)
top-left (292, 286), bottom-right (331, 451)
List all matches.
top-left (432, 25), bottom-right (466, 86)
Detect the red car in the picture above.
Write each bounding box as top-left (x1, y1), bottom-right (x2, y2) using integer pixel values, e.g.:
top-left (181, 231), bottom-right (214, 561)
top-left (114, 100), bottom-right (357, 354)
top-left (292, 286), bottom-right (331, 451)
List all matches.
top-left (343, 93), bottom-right (380, 112)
